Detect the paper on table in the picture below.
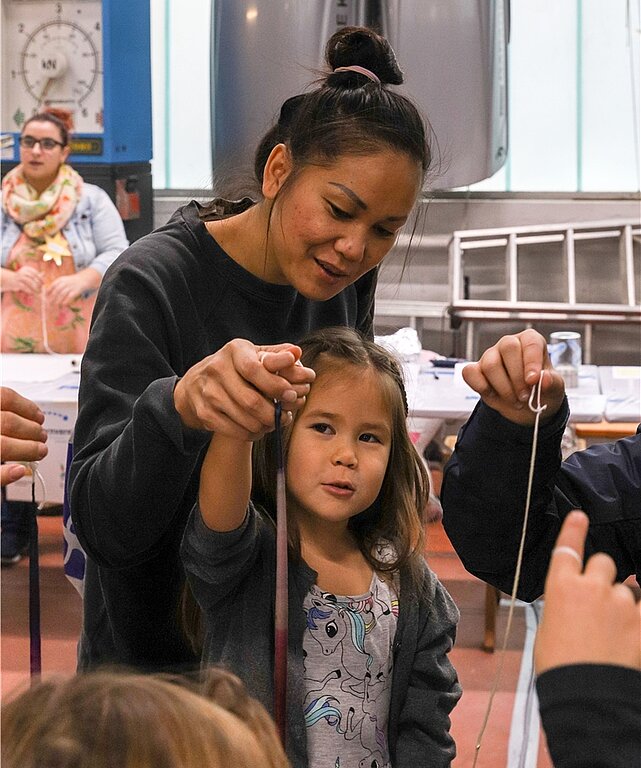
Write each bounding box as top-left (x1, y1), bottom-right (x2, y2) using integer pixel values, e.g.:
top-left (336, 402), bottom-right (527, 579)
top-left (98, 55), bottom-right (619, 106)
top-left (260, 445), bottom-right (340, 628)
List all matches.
top-left (1, 353), bottom-right (81, 383)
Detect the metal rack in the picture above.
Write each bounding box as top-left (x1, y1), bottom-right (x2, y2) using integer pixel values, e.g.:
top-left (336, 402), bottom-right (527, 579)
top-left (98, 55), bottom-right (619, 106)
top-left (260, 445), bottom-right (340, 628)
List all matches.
top-left (448, 219), bottom-right (641, 360)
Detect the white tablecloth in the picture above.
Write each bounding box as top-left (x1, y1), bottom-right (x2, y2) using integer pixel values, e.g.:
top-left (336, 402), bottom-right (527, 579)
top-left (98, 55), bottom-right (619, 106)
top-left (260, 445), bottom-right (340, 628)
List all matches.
top-left (599, 366), bottom-right (641, 422)
top-left (405, 363), bottom-right (606, 423)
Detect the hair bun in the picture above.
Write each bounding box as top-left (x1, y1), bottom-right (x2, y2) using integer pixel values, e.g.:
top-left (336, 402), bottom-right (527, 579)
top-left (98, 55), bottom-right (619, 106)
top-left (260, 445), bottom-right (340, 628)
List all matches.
top-left (325, 26), bottom-right (403, 86)
top-left (43, 107), bottom-right (75, 134)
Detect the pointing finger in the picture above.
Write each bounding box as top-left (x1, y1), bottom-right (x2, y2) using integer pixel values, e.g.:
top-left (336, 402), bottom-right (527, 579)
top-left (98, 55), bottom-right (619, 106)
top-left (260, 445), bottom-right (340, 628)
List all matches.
top-left (547, 510), bottom-right (589, 582)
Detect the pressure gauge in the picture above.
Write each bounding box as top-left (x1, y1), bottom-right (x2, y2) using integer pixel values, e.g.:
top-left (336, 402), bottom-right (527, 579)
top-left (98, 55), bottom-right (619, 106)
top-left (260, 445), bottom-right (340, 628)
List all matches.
top-left (1, 0), bottom-right (153, 241)
top-left (2, 0), bottom-right (104, 134)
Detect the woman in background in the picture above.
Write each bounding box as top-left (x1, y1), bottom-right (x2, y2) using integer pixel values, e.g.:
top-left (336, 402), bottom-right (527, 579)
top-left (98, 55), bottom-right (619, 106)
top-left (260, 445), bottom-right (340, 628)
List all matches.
top-left (1, 109), bottom-right (127, 355)
top-left (0, 109), bottom-right (128, 566)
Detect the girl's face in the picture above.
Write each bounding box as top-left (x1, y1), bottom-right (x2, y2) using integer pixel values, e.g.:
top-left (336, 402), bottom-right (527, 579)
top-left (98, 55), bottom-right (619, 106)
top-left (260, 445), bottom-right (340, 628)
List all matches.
top-left (20, 120), bottom-right (70, 193)
top-left (286, 364), bottom-right (392, 533)
top-left (262, 147), bottom-right (422, 301)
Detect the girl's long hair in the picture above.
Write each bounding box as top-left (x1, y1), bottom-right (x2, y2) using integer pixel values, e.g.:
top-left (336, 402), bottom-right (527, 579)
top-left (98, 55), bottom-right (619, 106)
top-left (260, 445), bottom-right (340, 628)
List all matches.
top-left (253, 326), bottom-right (429, 587)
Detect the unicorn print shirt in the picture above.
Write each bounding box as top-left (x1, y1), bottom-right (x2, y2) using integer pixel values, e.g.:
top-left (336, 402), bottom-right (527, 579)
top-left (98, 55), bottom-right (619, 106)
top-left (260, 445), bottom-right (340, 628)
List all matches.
top-left (182, 500), bottom-right (462, 768)
top-left (303, 574), bottom-right (398, 768)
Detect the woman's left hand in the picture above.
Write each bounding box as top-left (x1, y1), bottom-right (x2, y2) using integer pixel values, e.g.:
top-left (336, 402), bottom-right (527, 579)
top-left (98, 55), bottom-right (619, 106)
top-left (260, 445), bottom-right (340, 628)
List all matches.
top-left (47, 267), bottom-right (101, 306)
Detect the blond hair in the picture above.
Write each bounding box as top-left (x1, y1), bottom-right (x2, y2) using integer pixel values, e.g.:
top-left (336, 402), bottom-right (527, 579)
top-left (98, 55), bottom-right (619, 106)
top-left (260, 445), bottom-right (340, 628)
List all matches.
top-left (1, 668), bottom-right (289, 768)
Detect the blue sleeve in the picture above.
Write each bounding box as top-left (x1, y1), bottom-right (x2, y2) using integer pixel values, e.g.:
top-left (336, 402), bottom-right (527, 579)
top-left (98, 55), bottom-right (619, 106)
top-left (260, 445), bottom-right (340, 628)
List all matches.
top-left (1, 212), bottom-right (20, 266)
top-left (85, 185), bottom-right (129, 276)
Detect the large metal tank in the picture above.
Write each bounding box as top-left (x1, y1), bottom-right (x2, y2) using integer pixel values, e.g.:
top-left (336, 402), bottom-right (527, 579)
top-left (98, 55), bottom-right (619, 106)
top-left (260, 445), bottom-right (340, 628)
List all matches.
top-left (210, 0), bottom-right (508, 190)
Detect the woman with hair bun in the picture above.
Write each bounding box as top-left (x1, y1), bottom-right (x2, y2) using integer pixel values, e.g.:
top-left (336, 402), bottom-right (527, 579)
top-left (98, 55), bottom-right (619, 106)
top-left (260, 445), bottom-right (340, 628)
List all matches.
top-left (69, 26), bottom-right (436, 676)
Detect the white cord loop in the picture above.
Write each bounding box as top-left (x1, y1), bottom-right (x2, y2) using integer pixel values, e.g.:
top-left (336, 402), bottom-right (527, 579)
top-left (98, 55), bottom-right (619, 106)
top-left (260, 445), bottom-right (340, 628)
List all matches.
top-left (473, 371), bottom-right (546, 766)
top-left (24, 462), bottom-right (47, 510)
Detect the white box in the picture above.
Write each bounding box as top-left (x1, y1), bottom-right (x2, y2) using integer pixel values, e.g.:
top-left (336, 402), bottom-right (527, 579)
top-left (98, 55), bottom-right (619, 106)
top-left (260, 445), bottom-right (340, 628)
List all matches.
top-left (3, 368), bottom-right (79, 505)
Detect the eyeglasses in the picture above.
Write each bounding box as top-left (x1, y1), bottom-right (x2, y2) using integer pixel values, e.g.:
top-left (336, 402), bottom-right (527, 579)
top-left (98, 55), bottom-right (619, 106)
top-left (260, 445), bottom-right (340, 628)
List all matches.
top-left (19, 135), bottom-right (66, 151)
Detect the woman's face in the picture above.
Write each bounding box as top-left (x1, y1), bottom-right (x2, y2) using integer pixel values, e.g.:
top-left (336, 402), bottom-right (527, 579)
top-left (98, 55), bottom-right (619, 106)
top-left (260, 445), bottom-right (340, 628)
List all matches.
top-left (262, 147), bottom-right (422, 301)
top-left (20, 120), bottom-right (70, 193)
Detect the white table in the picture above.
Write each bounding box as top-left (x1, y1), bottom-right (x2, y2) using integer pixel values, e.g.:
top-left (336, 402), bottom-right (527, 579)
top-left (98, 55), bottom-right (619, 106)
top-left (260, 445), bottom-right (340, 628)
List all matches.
top-left (2, 354), bottom-right (81, 503)
top-left (2, 354), bottom-right (631, 501)
top-left (2, 353), bottom-right (82, 382)
top-left (405, 363), bottom-right (606, 423)
top-left (598, 366), bottom-right (641, 423)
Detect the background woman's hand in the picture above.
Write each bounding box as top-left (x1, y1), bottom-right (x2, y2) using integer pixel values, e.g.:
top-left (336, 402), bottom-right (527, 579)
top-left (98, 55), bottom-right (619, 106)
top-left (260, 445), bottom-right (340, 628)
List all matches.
top-left (0, 387), bottom-right (48, 486)
top-left (462, 329), bottom-right (566, 425)
top-left (534, 510), bottom-right (641, 674)
top-left (1, 266), bottom-right (43, 295)
top-left (173, 339), bottom-right (315, 440)
top-left (47, 267), bottom-right (101, 306)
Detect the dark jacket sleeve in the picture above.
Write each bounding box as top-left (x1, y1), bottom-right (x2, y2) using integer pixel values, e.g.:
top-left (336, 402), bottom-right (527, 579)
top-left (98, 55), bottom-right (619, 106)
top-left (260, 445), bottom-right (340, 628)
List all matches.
top-left (441, 400), bottom-right (641, 600)
top-left (69, 234), bottom-right (211, 568)
top-left (536, 664), bottom-right (641, 768)
top-left (392, 567), bottom-right (462, 767)
top-left (181, 503), bottom-right (263, 613)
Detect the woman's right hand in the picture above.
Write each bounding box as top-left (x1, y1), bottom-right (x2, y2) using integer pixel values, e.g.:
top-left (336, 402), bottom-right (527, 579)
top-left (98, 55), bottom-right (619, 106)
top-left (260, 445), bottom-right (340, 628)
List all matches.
top-left (173, 339), bottom-right (315, 440)
top-left (1, 266), bottom-right (43, 295)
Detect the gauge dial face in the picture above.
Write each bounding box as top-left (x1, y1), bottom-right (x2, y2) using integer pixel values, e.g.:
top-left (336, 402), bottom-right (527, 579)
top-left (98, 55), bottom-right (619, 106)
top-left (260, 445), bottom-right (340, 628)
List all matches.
top-left (2, 0), bottom-right (104, 134)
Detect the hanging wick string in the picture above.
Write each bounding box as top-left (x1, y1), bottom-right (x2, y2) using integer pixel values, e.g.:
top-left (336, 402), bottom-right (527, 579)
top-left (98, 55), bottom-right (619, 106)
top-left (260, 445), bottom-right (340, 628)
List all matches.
top-left (25, 461), bottom-right (47, 681)
top-left (273, 401), bottom-right (289, 747)
top-left (24, 461), bottom-right (47, 511)
top-left (40, 285), bottom-right (60, 356)
top-left (472, 371), bottom-right (547, 766)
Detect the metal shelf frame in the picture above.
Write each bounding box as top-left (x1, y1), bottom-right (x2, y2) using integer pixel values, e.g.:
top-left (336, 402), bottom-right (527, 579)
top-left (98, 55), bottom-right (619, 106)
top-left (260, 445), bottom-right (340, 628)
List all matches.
top-left (448, 219), bottom-right (641, 360)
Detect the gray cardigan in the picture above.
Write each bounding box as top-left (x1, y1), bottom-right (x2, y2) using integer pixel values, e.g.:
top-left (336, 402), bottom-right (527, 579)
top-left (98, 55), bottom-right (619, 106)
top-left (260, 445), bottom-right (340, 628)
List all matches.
top-left (182, 503), bottom-right (461, 768)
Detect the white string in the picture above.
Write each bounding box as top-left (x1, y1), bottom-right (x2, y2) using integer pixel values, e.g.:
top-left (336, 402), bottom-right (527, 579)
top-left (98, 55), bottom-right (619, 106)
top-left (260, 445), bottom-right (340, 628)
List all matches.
top-left (472, 371), bottom-right (547, 767)
top-left (39, 285), bottom-right (62, 356)
top-left (24, 462), bottom-right (48, 511)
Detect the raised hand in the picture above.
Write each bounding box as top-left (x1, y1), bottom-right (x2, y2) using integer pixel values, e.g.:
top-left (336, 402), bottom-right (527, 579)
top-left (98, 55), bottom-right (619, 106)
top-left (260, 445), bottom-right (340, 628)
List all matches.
top-left (1, 387), bottom-right (48, 486)
top-left (174, 340), bottom-right (315, 440)
top-left (462, 329), bottom-right (566, 425)
top-left (535, 510), bottom-right (641, 674)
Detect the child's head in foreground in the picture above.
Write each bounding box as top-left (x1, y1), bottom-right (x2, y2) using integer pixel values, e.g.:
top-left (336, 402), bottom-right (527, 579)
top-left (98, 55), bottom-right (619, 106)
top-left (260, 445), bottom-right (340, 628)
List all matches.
top-left (1, 666), bottom-right (288, 768)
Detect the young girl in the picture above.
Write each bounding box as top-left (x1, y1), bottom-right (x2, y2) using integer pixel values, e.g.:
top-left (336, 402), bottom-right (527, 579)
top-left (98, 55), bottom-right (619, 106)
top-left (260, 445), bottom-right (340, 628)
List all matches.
top-left (182, 326), bottom-right (461, 768)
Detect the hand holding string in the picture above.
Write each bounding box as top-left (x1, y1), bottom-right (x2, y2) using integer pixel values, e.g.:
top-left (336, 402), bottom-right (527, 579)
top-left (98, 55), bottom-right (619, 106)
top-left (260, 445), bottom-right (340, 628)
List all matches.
top-left (473, 371), bottom-right (547, 766)
top-left (174, 340), bottom-right (314, 439)
top-left (463, 329), bottom-right (565, 426)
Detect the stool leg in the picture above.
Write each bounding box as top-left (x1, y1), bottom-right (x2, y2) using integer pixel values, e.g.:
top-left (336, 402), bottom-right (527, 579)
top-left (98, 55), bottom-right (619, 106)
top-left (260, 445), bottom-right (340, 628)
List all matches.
top-left (483, 585), bottom-right (501, 653)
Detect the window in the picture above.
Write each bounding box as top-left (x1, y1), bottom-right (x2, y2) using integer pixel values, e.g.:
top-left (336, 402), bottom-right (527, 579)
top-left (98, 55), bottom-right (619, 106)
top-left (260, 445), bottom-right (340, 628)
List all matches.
top-left (151, 0), bottom-right (640, 193)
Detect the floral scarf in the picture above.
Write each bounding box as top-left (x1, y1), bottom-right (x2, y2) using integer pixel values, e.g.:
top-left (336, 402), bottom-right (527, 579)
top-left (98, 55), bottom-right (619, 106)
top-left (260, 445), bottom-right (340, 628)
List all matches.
top-left (2, 163), bottom-right (94, 354)
top-left (2, 162), bottom-right (82, 240)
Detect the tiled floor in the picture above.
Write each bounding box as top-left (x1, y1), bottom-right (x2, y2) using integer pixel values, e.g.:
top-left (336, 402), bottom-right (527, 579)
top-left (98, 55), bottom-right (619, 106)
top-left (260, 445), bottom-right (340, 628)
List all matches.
top-left (1, 514), bottom-right (555, 767)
